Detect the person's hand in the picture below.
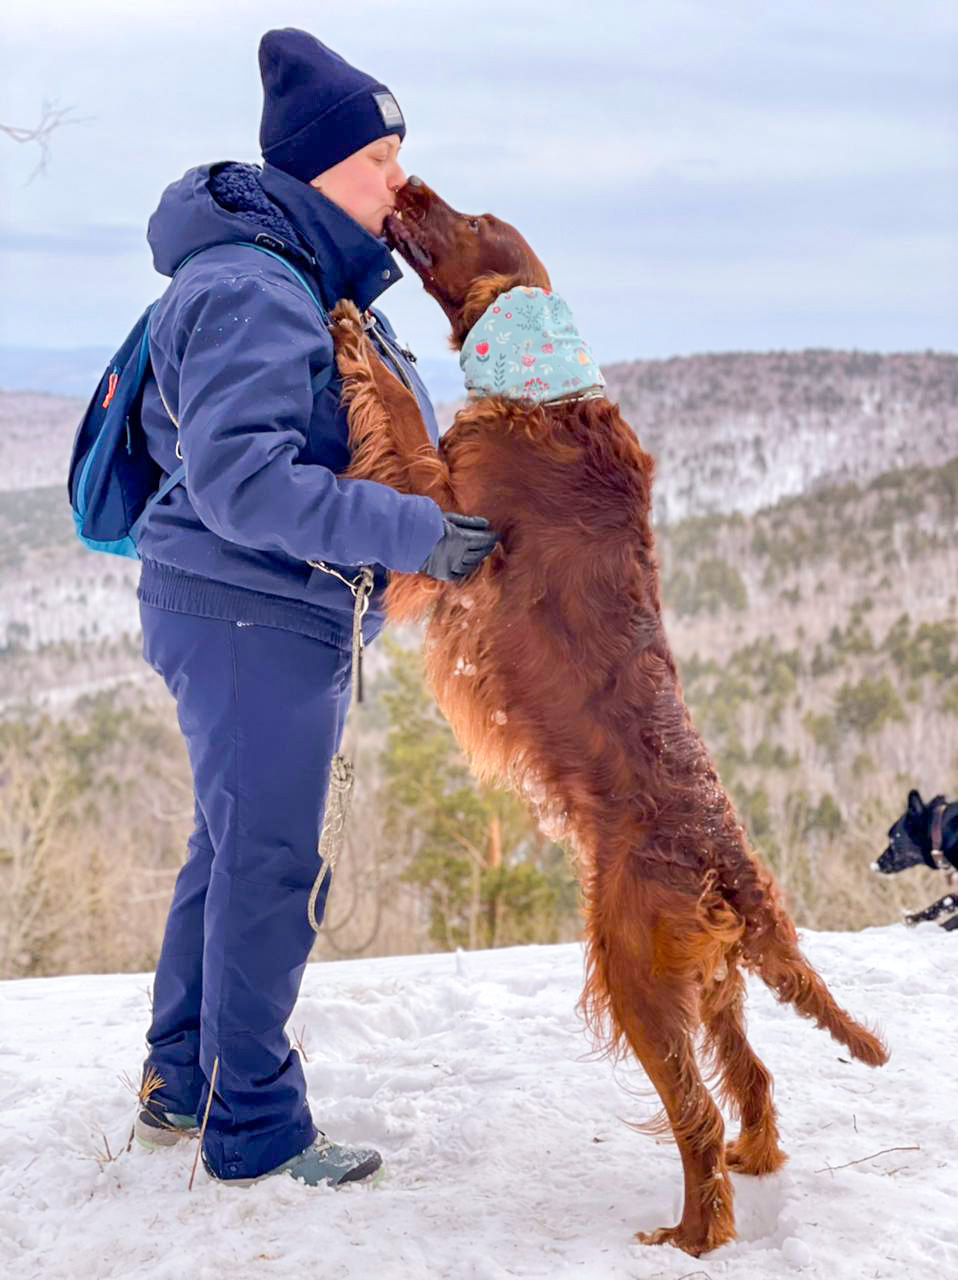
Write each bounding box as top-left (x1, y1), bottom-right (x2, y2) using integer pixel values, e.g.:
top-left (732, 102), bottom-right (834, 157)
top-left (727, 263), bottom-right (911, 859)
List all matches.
top-left (418, 513), bottom-right (499, 582)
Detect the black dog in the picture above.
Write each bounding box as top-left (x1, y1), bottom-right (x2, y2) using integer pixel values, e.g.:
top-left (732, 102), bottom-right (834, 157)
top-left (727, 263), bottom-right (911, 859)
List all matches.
top-left (873, 789), bottom-right (958, 930)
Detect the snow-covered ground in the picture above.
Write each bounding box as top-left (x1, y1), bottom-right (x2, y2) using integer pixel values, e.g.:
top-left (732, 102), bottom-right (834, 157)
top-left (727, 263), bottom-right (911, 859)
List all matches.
top-left (1, 926), bottom-right (955, 1280)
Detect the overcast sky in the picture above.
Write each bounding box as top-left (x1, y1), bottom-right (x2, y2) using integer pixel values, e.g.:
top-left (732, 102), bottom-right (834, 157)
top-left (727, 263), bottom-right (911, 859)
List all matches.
top-left (1, 0), bottom-right (956, 368)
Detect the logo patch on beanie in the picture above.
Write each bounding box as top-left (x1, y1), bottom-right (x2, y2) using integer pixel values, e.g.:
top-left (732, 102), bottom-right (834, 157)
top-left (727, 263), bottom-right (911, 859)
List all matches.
top-left (373, 92), bottom-right (404, 130)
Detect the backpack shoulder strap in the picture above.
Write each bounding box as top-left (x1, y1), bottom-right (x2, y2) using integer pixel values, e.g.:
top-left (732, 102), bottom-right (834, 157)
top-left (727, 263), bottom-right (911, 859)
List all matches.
top-left (233, 241), bottom-right (329, 323)
top-left (233, 242), bottom-right (332, 395)
top-left (168, 241), bottom-right (329, 323)
top-left (129, 463), bottom-right (185, 544)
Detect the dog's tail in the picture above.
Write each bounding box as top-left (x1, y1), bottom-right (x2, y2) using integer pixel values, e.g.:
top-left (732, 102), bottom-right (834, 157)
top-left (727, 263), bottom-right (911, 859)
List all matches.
top-left (726, 855), bottom-right (889, 1068)
top-left (749, 937), bottom-right (889, 1067)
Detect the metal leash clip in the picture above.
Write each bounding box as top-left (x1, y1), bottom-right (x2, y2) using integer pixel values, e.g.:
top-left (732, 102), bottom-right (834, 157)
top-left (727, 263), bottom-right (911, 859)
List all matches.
top-left (306, 560), bottom-right (375, 703)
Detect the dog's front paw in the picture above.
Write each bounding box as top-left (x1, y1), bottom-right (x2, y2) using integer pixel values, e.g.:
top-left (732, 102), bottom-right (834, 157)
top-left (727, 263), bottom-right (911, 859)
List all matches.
top-left (331, 297), bottom-right (381, 386)
top-left (330, 298), bottom-right (367, 363)
top-left (330, 296), bottom-right (362, 327)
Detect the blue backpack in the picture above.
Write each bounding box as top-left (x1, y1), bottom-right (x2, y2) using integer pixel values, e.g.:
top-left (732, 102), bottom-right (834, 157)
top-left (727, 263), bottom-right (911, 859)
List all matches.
top-left (68, 242), bottom-right (330, 558)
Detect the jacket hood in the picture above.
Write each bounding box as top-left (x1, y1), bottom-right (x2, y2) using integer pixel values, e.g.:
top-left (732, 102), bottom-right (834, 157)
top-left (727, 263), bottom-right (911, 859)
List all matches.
top-left (147, 163), bottom-right (306, 277)
top-left (147, 161), bottom-right (402, 311)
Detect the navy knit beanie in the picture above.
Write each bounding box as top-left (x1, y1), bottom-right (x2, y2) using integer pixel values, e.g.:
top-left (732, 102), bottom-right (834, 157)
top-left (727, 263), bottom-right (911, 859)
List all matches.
top-left (259, 28), bottom-right (406, 182)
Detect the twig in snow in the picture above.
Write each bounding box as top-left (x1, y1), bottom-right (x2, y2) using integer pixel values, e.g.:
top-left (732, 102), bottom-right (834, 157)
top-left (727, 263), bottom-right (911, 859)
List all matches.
top-left (815, 1145), bottom-right (920, 1174)
top-left (86, 1129), bottom-right (120, 1168)
top-left (118, 1065), bottom-right (168, 1152)
top-left (138, 1065), bottom-right (167, 1106)
top-left (291, 1024), bottom-right (309, 1063)
top-left (189, 1055), bottom-right (219, 1190)
top-left (117, 1067), bottom-right (148, 1099)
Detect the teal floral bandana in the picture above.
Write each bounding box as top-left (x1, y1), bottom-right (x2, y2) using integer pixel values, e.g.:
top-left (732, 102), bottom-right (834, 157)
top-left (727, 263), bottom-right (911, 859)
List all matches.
top-left (459, 287), bottom-right (606, 404)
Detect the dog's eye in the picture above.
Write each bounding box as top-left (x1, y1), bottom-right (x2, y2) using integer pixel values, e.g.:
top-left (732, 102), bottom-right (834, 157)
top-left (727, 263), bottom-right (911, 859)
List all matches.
top-left (468, 218), bottom-right (481, 232)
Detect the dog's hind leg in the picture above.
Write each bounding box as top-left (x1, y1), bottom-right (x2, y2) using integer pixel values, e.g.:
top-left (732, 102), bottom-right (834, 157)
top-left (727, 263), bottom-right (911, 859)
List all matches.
top-left (626, 1002), bottom-right (734, 1255)
top-left (583, 879), bottom-right (736, 1255)
top-left (701, 968), bottom-right (786, 1176)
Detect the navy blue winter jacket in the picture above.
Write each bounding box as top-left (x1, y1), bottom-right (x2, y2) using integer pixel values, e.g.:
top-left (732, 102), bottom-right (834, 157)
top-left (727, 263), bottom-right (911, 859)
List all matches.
top-left (136, 160), bottom-right (445, 647)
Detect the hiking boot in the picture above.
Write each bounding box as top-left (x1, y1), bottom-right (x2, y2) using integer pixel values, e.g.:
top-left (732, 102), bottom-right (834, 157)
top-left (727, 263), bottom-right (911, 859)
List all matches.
top-left (133, 1098), bottom-right (199, 1150)
top-left (203, 1133), bottom-right (383, 1187)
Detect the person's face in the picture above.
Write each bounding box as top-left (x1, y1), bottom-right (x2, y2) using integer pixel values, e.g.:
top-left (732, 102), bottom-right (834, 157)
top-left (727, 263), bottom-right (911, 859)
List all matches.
top-left (310, 134), bottom-right (406, 237)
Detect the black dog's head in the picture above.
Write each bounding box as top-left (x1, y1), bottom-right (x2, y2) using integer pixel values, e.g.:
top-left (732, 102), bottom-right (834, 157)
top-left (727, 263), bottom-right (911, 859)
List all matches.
top-left (873, 789), bottom-right (948, 874)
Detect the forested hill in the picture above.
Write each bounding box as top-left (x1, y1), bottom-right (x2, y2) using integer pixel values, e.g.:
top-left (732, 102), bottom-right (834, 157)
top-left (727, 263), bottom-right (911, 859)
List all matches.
top-left (5, 350), bottom-right (957, 521)
top-left (600, 349), bottom-right (958, 522)
top-left (1, 353), bottom-right (957, 971)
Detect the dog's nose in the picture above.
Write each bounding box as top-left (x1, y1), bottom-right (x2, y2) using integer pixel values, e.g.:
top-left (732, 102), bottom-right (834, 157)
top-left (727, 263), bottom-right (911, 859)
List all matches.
top-left (406, 175), bottom-right (423, 188)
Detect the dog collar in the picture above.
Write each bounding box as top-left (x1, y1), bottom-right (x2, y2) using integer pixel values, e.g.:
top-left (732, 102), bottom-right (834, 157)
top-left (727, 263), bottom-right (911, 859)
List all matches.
top-left (929, 801), bottom-right (952, 869)
top-left (459, 286), bottom-right (605, 405)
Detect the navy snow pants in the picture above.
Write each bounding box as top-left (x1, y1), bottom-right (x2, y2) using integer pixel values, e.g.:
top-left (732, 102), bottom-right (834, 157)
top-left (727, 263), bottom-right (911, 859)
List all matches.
top-left (140, 602), bottom-right (352, 1179)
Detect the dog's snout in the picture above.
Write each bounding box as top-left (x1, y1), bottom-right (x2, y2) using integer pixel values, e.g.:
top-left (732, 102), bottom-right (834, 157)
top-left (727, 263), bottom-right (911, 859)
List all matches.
top-left (396, 177), bottom-right (431, 211)
top-left (873, 844), bottom-right (911, 875)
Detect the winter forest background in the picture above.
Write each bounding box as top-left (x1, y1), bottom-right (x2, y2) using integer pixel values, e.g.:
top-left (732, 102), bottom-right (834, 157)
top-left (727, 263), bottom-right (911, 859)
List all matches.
top-left (1, 1), bottom-right (957, 980)
top-left (2, 350), bottom-right (957, 979)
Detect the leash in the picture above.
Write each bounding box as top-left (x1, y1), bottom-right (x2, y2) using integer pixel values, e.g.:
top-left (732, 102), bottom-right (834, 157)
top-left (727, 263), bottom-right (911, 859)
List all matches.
top-left (308, 754), bottom-right (356, 930)
top-left (303, 561), bottom-right (375, 932)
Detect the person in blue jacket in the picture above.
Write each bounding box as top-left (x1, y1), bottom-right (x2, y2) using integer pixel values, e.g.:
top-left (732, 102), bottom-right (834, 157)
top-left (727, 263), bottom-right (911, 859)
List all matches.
top-left (131, 27), bottom-right (498, 1187)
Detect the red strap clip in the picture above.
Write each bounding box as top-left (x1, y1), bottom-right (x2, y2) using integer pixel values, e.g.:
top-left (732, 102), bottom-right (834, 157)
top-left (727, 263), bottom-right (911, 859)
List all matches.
top-left (102, 371), bottom-right (120, 410)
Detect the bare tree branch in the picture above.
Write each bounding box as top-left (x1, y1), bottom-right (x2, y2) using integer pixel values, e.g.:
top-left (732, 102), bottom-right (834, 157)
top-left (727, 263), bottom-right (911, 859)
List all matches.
top-left (1, 99), bottom-right (92, 181)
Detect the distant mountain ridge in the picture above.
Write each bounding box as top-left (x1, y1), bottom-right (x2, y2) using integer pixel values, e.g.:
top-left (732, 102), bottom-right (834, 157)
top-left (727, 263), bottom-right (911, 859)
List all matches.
top-left (3, 352), bottom-right (955, 953)
top-left (2, 350), bottom-right (955, 523)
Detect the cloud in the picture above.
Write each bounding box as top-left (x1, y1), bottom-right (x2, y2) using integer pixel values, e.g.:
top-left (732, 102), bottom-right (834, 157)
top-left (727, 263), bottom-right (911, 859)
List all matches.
top-left (0, 0), bottom-right (955, 358)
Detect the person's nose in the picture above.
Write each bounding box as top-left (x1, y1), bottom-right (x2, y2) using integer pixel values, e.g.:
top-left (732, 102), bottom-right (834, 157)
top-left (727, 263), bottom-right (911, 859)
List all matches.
top-left (389, 160), bottom-right (407, 192)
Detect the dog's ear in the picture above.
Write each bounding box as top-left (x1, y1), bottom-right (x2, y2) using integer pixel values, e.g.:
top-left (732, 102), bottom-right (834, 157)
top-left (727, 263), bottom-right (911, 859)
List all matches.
top-left (907, 789), bottom-right (925, 815)
top-left (453, 272), bottom-right (526, 347)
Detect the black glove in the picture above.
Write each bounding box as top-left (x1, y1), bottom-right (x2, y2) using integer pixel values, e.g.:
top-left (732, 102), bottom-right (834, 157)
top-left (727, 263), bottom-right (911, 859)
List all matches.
top-left (419, 513), bottom-right (500, 582)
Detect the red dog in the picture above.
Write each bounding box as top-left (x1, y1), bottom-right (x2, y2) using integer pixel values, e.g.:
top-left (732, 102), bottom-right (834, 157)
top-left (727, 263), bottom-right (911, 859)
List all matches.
top-left (329, 178), bottom-right (888, 1256)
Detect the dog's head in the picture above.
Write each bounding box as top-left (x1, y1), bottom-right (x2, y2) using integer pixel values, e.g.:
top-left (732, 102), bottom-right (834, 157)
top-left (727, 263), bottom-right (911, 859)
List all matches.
top-left (872, 788), bottom-right (947, 874)
top-left (385, 177), bottom-right (551, 347)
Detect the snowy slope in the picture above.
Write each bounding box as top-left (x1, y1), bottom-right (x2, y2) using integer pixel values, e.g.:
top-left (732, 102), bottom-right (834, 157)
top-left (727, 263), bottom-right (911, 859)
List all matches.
top-left (1, 926), bottom-right (956, 1280)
